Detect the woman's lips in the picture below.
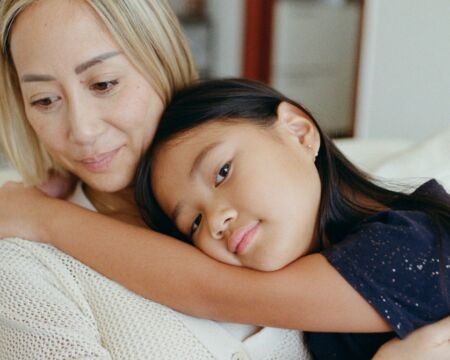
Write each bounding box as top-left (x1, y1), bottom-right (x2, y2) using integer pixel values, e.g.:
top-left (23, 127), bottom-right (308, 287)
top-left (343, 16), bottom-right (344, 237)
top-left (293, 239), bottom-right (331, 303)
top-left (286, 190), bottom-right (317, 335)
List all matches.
top-left (80, 147), bottom-right (122, 172)
top-left (229, 221), bottom-right (260, 255)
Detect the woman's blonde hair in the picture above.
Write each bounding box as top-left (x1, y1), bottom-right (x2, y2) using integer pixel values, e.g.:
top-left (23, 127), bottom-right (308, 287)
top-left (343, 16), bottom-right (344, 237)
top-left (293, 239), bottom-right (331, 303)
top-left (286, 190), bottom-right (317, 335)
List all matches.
top-left (0, 0), bottom-right (198, 185)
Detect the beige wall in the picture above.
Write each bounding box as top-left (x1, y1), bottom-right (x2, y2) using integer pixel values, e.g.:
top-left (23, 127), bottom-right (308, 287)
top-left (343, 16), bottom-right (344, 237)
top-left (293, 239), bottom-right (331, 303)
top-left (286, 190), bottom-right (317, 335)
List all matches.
top-left (355, 0), bottom-right (450, 141)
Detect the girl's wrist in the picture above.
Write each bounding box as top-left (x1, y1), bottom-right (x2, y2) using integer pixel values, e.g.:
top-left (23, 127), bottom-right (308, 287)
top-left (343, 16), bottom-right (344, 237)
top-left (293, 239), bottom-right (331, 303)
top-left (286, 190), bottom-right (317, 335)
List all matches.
top-left (38, 197), bottom-right (75, 245)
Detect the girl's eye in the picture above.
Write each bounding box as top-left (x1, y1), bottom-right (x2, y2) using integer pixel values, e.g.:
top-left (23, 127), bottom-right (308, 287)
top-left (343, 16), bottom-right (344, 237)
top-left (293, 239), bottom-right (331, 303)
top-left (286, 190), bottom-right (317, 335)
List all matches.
top-left (90, 80), bottom-right (119, 93)
top-left (215, 162), bottom-right (231, 186)
top-left (30, 96), bottom-right (61, 109)
top-left (191, 214), bottom-right (202, 236)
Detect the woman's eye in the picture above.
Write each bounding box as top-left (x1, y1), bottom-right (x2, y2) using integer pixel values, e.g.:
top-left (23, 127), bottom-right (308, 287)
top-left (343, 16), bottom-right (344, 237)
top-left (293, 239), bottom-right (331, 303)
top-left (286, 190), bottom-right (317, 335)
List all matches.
top-left (90, 80), bottom-right (119, 93)
top-left (215, 162), bottom-right (231, 186)
top-left (191, 214), bottom-right (202, 236)
top-left (30, 96), bottom-right (60, 109)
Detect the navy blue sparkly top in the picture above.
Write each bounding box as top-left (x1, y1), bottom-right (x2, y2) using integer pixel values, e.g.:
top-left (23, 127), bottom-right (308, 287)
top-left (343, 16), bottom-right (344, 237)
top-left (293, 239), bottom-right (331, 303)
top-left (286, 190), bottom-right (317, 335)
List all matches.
top-left (305, 180), bottom-right (450, 360)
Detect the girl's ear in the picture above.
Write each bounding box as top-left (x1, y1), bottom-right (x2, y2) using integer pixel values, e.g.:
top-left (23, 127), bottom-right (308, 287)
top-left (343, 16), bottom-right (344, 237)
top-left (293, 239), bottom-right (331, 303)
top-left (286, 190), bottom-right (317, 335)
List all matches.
top-left (275, 101), bottom-right (320, 157)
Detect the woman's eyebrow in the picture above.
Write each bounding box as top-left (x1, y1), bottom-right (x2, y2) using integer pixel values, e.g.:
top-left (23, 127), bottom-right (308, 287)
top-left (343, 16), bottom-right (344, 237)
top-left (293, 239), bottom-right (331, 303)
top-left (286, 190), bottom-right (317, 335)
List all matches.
top-left (21, 74), bottom-right (56, 82)
top-left (74, 51), bottom-right (121, 74)
top-left (21, 51), bottom-right (121, 82)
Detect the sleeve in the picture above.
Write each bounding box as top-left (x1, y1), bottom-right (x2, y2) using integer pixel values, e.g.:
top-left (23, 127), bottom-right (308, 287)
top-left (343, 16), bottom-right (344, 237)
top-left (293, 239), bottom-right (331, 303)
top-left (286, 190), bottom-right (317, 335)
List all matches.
top-left (0, 238), bottom-right (112, 360)
top-left (322, 211), bottom-right (449, 339)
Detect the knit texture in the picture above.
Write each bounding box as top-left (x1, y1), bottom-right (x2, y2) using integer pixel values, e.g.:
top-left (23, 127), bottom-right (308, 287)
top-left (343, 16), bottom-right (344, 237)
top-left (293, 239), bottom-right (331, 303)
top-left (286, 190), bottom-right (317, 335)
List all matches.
top-left (0, 238), bottom-right (310, 359)
top-left (0, 238), bottom-right (218, 359)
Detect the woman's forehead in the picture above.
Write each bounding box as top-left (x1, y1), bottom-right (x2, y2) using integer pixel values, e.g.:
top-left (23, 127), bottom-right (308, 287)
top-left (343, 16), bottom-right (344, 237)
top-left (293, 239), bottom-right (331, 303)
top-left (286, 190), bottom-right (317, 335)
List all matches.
top-left (10, 0), bottom-right (115, 69)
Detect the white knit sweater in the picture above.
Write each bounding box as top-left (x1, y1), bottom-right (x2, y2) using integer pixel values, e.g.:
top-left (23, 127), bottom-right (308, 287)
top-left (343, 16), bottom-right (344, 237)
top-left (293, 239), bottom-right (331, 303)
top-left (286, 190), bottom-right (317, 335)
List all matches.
top-left (0, 184), bottom-right (311, 360)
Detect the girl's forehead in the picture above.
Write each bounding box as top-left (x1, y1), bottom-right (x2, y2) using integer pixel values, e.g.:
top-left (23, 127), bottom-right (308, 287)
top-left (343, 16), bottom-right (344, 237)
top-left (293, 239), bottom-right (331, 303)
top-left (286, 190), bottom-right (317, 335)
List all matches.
top-left (154, 122), bottom-right (226, 158)
top-left (162, 119), bottom-right (265, 144)
top-left (153, 120), bottom-right (273, 170)
top-left (158, 120), bottom-right (278, 159)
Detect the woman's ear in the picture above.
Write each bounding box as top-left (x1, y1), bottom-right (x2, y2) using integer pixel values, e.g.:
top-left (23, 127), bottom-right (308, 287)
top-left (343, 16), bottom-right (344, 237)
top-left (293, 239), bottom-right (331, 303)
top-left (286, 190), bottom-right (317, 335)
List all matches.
top-left (275, 101), bottom-right (320, 157)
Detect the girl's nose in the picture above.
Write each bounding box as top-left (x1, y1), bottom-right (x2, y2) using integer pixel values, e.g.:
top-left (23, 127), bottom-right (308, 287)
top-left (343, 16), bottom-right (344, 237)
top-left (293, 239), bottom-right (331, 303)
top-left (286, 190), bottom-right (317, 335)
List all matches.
top-left (67, 97), bottom-right (107, 145)
top-left (209, 207), bottom-right (237, 239)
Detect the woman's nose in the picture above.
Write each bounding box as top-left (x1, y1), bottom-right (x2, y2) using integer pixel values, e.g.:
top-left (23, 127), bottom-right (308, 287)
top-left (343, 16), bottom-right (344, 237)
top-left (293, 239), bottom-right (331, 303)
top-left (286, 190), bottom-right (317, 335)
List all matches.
top-left (67, 97), bottom-right (107, 145)
top-left (208, 207), bottom-right (237, 239)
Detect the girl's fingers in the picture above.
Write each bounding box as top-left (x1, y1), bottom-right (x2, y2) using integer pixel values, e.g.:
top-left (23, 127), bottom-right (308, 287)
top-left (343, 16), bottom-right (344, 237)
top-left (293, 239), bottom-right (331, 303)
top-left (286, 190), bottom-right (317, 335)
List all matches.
top-left (36, 173), bottom-right (75, 199)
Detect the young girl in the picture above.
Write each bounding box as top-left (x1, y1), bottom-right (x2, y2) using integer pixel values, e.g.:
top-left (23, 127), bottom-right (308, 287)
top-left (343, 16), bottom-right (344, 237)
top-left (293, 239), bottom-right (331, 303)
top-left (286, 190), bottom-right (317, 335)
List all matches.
top-left (1, 78), bottom-right (449, 360)
top-left (134, 78), bottom-right (450, 359)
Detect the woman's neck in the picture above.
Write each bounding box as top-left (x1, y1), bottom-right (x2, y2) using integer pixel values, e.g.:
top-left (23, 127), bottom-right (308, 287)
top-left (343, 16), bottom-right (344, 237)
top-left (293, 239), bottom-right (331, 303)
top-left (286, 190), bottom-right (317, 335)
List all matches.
top-left (83, 185), bottom-right (147, 227)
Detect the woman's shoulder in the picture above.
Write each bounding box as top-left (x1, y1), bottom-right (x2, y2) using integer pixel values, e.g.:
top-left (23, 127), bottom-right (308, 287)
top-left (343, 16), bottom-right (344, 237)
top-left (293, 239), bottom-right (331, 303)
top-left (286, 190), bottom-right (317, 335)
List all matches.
top-left (0, 238), bottom-right (115, 358)
top-left (0, 238), bottom-right (210, 358)
top-left (0, 237), bottom-right (96, 304)
top-left (0, 237), bottom-right (66, 271)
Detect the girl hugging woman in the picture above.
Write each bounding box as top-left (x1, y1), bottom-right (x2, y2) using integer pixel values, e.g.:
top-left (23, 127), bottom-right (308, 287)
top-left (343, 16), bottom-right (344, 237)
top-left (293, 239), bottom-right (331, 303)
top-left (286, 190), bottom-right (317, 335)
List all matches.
top-left (135, 78), bottom-right (450, 359)
top-left (1, 67), bottom-right (449, 358)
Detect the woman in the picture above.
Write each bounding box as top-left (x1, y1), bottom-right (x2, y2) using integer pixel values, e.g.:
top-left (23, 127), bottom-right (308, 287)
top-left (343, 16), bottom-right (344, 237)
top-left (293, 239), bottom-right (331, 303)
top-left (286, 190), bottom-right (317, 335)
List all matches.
top-left (0, 0), bottom-right (447, 359)
top-left (0, 0), bottom-right (305, 358)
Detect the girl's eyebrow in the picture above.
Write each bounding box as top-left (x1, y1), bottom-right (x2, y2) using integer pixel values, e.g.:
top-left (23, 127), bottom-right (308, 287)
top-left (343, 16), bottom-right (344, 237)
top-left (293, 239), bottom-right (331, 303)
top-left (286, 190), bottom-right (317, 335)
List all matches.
top-left (21, 51), bottom-right (121, 82)
top-left (171, 202), bottom-right (184, 224)
top-left (189, 141), bottom-right (223, 178)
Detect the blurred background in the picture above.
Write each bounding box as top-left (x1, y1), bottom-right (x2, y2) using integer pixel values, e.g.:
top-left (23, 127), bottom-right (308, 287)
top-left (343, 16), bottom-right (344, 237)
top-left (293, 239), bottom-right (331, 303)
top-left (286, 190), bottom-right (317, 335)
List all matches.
top-left (0, 0), bottom-right (448, 169)
top-left (169, 0), bottom-right (450, 140)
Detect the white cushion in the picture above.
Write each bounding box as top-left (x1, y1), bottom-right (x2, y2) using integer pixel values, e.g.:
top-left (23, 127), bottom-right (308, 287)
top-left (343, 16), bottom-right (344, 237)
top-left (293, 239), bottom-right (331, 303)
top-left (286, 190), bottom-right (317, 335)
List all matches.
top-left (335, 138), bottom-right (413, 172)
top-left (372, 127), bottom-right (450, 192)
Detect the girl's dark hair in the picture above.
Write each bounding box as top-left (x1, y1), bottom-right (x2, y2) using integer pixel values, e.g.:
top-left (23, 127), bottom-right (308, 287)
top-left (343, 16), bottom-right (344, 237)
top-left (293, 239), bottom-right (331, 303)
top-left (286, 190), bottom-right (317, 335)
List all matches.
top-left (135, 78), bottom-right (450, 254)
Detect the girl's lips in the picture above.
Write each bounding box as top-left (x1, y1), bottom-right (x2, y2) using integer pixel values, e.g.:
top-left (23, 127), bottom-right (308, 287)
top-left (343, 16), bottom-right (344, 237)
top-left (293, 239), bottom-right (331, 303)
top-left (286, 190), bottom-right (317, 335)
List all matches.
top-left (229, 221), bottom-right (260, 255)
top-left (80, 147), bottom-right (122, 172)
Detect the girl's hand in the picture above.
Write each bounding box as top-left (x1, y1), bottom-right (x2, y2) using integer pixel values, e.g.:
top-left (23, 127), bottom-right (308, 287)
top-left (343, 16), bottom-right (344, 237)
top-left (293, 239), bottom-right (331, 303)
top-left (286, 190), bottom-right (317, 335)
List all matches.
top-left (37, 171), bottom-right (76, 199)
top-left (373, 317), bottom-right (450, 360)
top-left (0, 181), bottom-right (52, 242)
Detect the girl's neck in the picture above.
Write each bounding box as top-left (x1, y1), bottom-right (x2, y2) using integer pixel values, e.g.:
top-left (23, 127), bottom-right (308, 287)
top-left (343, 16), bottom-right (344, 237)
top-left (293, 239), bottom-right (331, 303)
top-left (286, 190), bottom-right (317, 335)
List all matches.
top-left (83, 185), bottom-right (146, 227)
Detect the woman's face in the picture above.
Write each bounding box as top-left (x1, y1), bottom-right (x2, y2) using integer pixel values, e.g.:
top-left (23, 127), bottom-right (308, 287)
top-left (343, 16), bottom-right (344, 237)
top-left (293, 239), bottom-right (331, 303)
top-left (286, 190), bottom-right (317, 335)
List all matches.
top-left (10, 0), bottom-right (164, 192)
top-left (151, 106), bottom-right (322, 271)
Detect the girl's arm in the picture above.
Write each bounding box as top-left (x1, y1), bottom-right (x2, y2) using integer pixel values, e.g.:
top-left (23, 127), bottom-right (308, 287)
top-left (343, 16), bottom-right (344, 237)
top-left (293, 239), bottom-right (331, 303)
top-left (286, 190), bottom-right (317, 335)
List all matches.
top-left (0, 183), bottom-right (389, 333)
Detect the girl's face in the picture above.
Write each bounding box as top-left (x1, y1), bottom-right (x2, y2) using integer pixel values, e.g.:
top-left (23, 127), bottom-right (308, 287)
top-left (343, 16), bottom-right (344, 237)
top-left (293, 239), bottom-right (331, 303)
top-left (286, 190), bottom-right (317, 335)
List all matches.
top-left (151, 103), bottom-right (322, 271)
top-left (10, 0), bottom-right (164, 192)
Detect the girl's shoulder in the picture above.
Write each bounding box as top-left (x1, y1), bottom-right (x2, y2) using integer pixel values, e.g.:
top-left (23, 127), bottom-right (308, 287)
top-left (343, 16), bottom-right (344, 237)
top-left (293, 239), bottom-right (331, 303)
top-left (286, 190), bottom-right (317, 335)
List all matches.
top-left (321, 180), bottom-right (450, 338)
top-left (354, 179), bottom-right (449, 237)
top-left (331, 209), bottom-right (437, 259)
top-left (323, 179), bottom-right (450, 272)
top-left (411, 178), bottom-right (450, 200)
top-left (356, 209), bottom-right (432, 236)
